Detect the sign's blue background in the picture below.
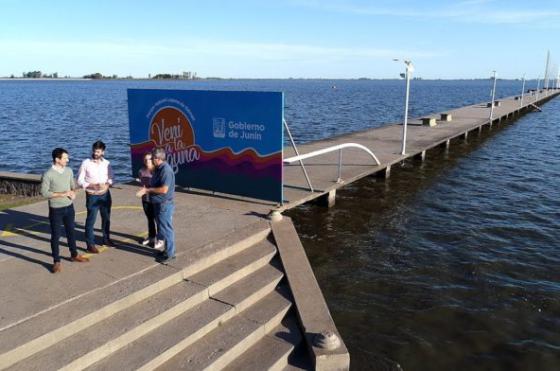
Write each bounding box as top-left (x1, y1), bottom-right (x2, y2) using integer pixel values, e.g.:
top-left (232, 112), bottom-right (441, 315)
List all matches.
top-left (128, 89), bottom-right (283, 156)
top-left (127, 89), bottom-right (284, 202)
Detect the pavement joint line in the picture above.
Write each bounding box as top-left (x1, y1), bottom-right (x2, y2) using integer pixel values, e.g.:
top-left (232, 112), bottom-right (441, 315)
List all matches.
top-left (0, 262), bottom-right (161, 333)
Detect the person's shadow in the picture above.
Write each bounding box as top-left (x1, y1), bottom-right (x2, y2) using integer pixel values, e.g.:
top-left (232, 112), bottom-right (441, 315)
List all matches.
top-left (0, 208), bottom-right (155, 271)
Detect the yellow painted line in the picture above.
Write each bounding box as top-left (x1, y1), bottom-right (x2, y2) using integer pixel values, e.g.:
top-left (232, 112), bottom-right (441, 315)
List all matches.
top-left (1, 226), bottom-right (48, 238)
top-left (1, 224), bottom-right (16, 238)
top-left (81, 246), bottom-right (109, 260)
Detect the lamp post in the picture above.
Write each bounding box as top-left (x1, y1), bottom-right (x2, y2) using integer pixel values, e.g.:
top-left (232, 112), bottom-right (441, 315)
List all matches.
top-left (520, 74), bottom-right (525, 108)
top-left (536, 76), bottom-right (540, 101)
top-left (489, 71), bottom-right (497, 124)
top-left (394, 59), bottom-right (414, 155)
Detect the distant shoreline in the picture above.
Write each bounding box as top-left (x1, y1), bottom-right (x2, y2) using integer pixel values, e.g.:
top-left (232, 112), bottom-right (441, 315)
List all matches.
top-left (0, 78), bottom-right (90, 81)
top-left (0, 77), bottom-right (532, 81)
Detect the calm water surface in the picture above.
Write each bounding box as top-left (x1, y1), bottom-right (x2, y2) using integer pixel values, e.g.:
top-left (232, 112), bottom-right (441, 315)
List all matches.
top-left (1, 79), bottom-right (558, 370)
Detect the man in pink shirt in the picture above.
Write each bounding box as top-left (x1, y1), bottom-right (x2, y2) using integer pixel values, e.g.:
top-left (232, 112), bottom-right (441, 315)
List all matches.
top-left (77, 141), bottom-right (114, 253)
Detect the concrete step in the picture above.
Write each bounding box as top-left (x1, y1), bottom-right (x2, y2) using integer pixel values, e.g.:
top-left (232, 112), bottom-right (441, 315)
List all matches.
top-left (86, 263), bottom-right (285, 371)
top-left (0, 220), bottom-right (270, 370)
top-left (157, 287), bottom-right (293, 370)
top-left (212, 258), bottom-right (284, 313)
top-left (6, 228), bottom-right (276, 371)
top-left (10, 280), bottom-right (207, 371)
top-left (223, 314), bottom-right (303, 371)
top-left (188, 237), bottom-right (277, 296)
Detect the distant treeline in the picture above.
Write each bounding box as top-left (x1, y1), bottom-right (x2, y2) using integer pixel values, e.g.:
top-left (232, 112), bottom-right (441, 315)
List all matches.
top-left (19, 71), bottom-right (59, 78)
top-left (151, 71), bottom-right (199, 80)
top-left (83, 73), bottom-right (125, 79)
top-left (13, 71), bottom-right (200, 80)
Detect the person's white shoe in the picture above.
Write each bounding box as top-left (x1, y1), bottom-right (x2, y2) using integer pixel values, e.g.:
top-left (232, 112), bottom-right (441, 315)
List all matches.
top-left (141, 238), bottom-right (153, 246)
top-left (154, 240), bottom-right (164, 250)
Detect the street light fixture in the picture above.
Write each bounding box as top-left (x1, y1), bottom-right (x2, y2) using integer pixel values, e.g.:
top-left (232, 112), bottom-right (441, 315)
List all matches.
top-left (393, 59), bottom-right (414, 155)
top-left (489, 71), bottom-right (497, 124)
top-left (520, 74), bottom-right (525, 108)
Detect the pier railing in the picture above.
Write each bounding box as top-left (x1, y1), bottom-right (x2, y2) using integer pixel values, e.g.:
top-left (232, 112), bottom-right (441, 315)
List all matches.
top-left (284, 143), bottom-right (381, 191)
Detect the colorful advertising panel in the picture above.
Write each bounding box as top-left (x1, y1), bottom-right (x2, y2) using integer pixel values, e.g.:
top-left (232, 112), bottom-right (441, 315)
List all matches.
top-left (128, 89), bottom-right (284, 202)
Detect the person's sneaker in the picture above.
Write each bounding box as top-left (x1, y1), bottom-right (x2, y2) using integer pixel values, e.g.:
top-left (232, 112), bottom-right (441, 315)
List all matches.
top-left (71, 254), bottom-right (90, 263)
top-left (52, 262), bottom-right (62, 273)
top-left (154, 240), bottom-right (164, 250)
top-left (156, 254), bottom-right (176, 264)
top-left (141, 238), bottom-right (153, 246)
top-left (87, 245), bottom-right (100, 254)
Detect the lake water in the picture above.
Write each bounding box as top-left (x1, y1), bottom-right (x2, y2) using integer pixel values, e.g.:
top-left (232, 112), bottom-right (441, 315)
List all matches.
top-left (1, 79), bottom-right (558, 370)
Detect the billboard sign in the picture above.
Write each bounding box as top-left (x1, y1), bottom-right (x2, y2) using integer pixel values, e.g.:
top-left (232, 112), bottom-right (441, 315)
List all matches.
top-left (128, 89), bottom-right (284, 202)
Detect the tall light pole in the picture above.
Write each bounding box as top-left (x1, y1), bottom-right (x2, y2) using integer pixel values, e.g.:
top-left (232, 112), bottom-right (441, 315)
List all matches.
top-left (536, 76), bottom-right (540, 100)
top-left (544, 50), bottom-right (550, 89)
top-left (520, 74), bottom-right (525, 108)
top-left (394, 59), bottom-right (414, 155)
top-left (489, 71), bottom-right (497, 124)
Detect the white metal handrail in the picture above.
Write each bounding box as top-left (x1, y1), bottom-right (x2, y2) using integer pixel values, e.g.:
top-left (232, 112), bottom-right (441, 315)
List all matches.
top-left (284, 143), bottom-right (381, 189)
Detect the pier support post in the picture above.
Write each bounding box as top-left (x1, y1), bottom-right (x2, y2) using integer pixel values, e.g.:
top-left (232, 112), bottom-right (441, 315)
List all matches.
top-left (463, 131), bottom-right (469, 141)
top-left (440, 139), bottom-right (450, 150)
top-left (478, 126), bottom-right (483, 135)
top-left (317, 189), bottom-right (336, 208)
top-left (414, 150), bottom-right (426, 161)
top-left (375, 165), bottom-right (391, 179)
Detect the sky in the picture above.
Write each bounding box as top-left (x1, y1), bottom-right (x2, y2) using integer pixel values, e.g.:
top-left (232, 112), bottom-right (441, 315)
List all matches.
top-left (1, 0), bottom-right (559, 79)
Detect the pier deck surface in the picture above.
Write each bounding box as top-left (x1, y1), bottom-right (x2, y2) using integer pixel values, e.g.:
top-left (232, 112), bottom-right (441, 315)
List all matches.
top-left (281, 89), bottom-right (560, 210)
top-left (0, 185), bottom-right (273, 332)
top-left (0, 88), bottom-right (558, 364)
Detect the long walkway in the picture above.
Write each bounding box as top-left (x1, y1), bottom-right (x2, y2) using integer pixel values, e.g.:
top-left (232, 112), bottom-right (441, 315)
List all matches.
top-left (280, 88), bottom-right (560, 210)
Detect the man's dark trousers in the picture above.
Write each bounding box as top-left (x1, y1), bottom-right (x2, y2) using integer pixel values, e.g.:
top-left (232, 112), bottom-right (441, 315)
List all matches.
top-left (49, 204), bottom-right (78, 262)
top-left (85, 191), bottom-right (112, 246)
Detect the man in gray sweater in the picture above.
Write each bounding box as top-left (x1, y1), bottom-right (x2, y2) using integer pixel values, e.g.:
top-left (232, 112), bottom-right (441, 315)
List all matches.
top-left (41, 148), bottom-right (89, 273)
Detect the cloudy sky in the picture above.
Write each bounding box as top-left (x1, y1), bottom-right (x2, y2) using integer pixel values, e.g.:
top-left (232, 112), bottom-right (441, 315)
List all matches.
top-left (1, 0), bottom-right (559, 78)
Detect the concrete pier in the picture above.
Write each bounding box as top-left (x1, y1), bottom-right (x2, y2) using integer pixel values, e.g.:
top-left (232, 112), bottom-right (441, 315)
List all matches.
top-left (279, 88), bottom-right (560, 211)
top-left (0, 87), bottom-right (558, 370)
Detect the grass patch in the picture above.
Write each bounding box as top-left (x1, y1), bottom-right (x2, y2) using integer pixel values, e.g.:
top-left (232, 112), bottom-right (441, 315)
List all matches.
top-left (0, 194), bottom-right (42, 211)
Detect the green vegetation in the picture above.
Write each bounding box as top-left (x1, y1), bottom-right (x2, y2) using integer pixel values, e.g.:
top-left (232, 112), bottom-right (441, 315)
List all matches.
top-left (21, 71), bottom-right (58, 78)
top-left (0, 194), bottom-right (42, 211)
top-left (82, 73), bottom-right (122, 79)
top-left (152, 71), bottom-right (199, 80)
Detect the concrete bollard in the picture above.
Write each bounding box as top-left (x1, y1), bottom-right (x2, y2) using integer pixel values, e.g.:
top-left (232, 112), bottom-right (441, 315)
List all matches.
top-left (269, 211), bottom-right (283, 222)
top-left (313, 331), bottom-right (341, 351)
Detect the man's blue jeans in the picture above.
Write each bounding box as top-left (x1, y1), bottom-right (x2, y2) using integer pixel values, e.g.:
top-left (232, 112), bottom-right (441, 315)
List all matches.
top-left (85, 191), bottom-right (112, 246)
top-left (154, 201), bottom-right (175, 257)
top-left (49, 204), bottom-right (78, 262)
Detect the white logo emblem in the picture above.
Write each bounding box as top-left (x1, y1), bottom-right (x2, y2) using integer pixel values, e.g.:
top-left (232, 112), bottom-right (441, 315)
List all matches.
top-left (213, 117), bottom-right (226, 138)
